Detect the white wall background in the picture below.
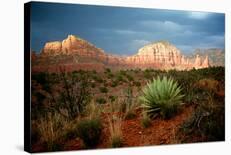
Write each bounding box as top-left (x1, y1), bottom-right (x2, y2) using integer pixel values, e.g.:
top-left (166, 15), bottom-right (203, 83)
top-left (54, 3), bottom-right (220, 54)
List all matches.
top-left (0, 0), bottom-right (230, 154)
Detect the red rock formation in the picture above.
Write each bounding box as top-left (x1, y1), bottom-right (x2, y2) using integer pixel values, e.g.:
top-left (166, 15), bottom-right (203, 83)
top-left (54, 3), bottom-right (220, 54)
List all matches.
top-left (194, 54), bottom-right (202, 69)
top-left (125, 41), bottom-right (183, 69)
top-left (33, 35), bottom-right (210, 72)
top-left (41, 35), bottom-right (105, 56)
top-left (42, 41), bottom-right (62, 55)
top-left (202, 55), bottom-right (210, 68)
top-left (193, 54), bottom-right (210, 69)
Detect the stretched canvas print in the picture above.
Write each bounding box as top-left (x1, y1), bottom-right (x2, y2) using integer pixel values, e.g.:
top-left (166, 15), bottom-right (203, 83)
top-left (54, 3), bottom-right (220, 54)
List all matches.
top-left (24, 1), bottom-right (225, 153)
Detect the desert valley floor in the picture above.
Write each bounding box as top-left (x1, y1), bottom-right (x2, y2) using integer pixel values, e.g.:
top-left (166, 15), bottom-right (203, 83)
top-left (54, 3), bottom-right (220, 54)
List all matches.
top-left (31, 67), bottom-right (225, 152)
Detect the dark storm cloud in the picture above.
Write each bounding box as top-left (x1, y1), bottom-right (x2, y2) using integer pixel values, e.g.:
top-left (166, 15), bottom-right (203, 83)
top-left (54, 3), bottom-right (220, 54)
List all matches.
top-left (31, 2), bottom-right (225, 55)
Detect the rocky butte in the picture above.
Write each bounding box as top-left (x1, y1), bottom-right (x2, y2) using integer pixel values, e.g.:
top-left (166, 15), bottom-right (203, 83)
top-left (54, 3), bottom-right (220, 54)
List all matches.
top-left (32, 35), bottom-right (210, 72)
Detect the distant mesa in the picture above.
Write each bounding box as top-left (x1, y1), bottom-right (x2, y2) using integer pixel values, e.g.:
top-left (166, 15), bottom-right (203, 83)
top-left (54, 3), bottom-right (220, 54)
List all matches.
top-left (42, 34), bottom-right (105, 56)
top-left (32, 34), bottom-right (218, 72)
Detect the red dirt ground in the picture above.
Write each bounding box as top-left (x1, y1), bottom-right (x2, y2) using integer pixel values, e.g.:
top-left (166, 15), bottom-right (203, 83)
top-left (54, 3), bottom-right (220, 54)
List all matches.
top-left (63, 105), bottom-right (195, 151)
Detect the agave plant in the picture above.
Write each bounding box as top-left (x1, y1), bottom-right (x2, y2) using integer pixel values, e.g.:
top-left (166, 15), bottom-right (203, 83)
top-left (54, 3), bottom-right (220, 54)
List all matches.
top-left (140, 76), bottom-right (184, 119)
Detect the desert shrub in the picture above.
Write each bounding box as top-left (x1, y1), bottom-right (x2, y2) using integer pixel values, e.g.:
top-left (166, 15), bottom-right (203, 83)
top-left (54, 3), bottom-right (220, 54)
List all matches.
top-left (107, 72), bottom-right (114, 79)
top-left (116, 75), bottom-right (125, 83)
top-left (99, 86), bottom-right (108, 93)
top-left (167, 69), bottom-right (178, 78)
top-left (126, 74), bottom-right (134, 82)
top-left (92, 75), bottom-right (103, 83)
top-left (121, 87), bottom-right (137, 120)
top-left (141, 111), bottom-right (152, 128)
top-left (92, 70), bottom-right (97, 74)
top-left (108, 102), bottom-right (123, 148)
top-left (85, 101), bottom-right (102, 120)
top-left (96, 97), bottom-right (107, 104)
top-left (183, 90), bottom-right (196, 105)
top-left (37, 112), bottom-right (66, 151)
top-left (124, 110), bottom-right (136, 120)
top-left (76, 118), bottom-right (102, 148)
top-left (167, 71), bottom-right (198, 104)
top-left (109, 99), bottom-right (122, 114)
top-left (182, 78), bottom-right (223, 105)
top-left (32, 72), bottom-right (56, 93)
top-left (32, 72), bottom-right (48, 86)
top-left (91, 82), bottom-right (96, 88)
top-left (72, 70), bottom-right (78, 75)
top-left (61, 124), bottom-right (79, 142)
top-left (194, 78), bottom-right (219, 93)
top-left (179, 92), bottom-right (224, 142)
top-left (105, 68), bottom-right (111, 73)
top-left (31, 121), bottom-right (41, 145)
top-left (57, 69), bottom-right (91, 120)
top-left (144, 69), bottom-right (153, 79)
top-left (195, 67), bottom-right (224, 81)
top-left (119, 70), bottom-right (126, 76)
top-left (134, 69), bottom-right (141, 73)
top-left (140, 76), bottom-right (184, 119)
top-left (109, 95), bottom-right (117, 103)
top-left (111, 80), bottom-right (118, 87)
top-left (31, 91), bottom-right (47, 119)
top-left (133, 81), bottom-right (141, 87)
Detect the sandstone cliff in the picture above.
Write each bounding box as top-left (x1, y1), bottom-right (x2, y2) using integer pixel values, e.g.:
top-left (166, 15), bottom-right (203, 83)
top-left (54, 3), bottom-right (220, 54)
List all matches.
top-left (33, 35), bottom-right (210, 72)
top-left (42, 35), bottom-right (105, 56)
top-left (126, 41), bottom-right (184, 68)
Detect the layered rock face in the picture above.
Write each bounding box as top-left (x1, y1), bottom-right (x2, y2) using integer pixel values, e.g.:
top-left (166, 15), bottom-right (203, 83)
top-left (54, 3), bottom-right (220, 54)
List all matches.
top-left (125, 41), bottom-right (211, 69)
top-left (202, 55), bottom-right (210, 68)
top-left (125, 41), bottom-right (184, 68)
top-left (41, 35), bottom-right (125, 66)
top-left (42, 35), bottom-right (105, 57)
top-left (33, 35), bottom-right (210, 72)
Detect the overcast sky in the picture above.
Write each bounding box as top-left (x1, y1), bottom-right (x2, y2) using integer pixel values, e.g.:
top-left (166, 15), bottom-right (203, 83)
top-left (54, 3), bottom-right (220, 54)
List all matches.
top-left (31, 2), bottom-right (225, 55)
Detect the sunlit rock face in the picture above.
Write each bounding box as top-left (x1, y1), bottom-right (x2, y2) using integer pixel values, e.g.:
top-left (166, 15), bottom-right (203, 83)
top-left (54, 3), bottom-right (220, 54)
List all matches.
top-left (193, 54), bottom-right (210, 69)
top-left (202, 55), bottom-right (210, 68)
top-left (34, 35), bottom-right (210, 72)
top-left (42, 35), bottom-right (106, 56)
top-left (42, 41), bottom-right (62, 55)
top-left (125, 41), bottom-right (182, 67)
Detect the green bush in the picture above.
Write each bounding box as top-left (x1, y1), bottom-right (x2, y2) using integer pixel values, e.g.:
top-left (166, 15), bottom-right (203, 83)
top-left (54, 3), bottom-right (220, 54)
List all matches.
top-left (105, 68), bottom-right (111, 73)
top-left (58, 70), bottom-right (91, 120)
top-left (140, 76), bottom-right (184, 119)
top-left (77, 118), bottom-right (102, 148)
top-left (107, 73), bottom-right (114, 79)
top-left (111, 80), bottom-right (118, 87)
top-left (99, 86), bottom-right (108, 93)
top-left (96, 97), bottom-right (107, 104)
top-left (179, 92), bottom-right (224, 142)
top-left (133, 81), bottom-right (141, 87)
top-left (92, 75), bottom-right (103, 83)
top-left (109, 95), bottom-right (117, 103)
top-left (91, 82), bottom-right (96, 88)
top-left (126, 74), bottom-right (134, 82)
top-left (116, 75), bottom-right (125, 82)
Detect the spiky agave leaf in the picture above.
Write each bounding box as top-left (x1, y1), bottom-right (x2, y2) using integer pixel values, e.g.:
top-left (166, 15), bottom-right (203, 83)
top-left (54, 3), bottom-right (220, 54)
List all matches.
top-left (140, 76), bottom-right (184, 119)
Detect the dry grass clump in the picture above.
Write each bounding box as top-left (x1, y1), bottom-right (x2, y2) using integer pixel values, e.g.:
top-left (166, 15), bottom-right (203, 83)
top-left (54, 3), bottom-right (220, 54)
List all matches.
top-left (108, 101), bottom-right (123, 147)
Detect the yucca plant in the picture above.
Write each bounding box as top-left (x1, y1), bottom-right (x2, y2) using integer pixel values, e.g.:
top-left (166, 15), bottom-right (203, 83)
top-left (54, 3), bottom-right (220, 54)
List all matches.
top-left (140, 76), bottom-right (184, 119)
